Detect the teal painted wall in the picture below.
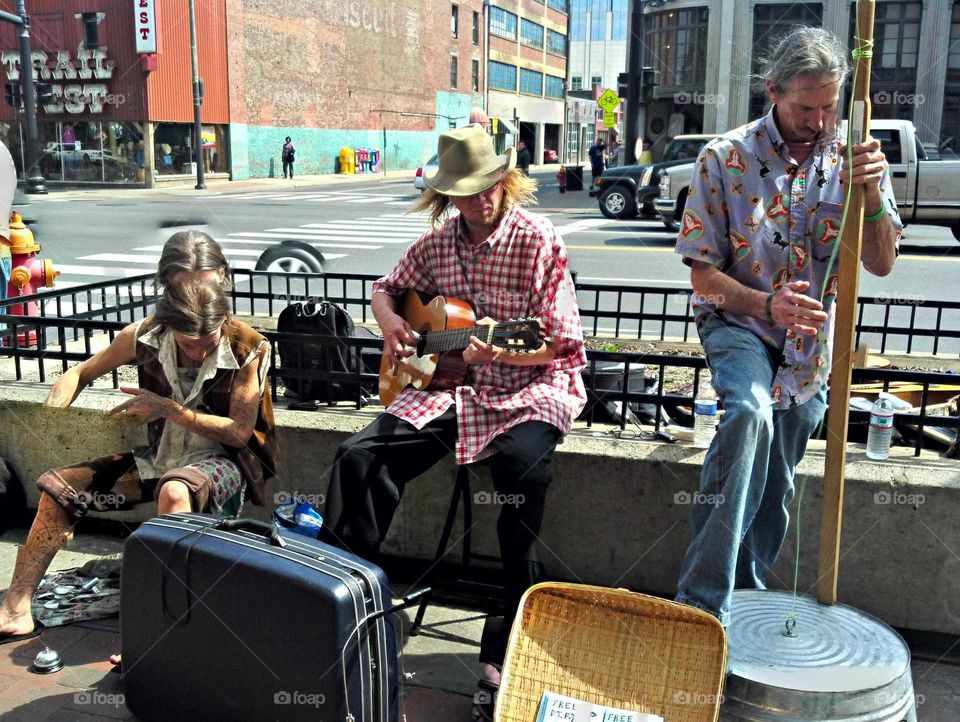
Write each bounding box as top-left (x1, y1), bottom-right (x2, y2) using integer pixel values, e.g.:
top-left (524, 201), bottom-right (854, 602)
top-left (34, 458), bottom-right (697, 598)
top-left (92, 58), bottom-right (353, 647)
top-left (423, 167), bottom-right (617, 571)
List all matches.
top-left (229, 92), bottom-right (477, 180)
top-left (229, 124), bottom-right (250, 180)
top-left (435, 92), bottom-right (475, 130)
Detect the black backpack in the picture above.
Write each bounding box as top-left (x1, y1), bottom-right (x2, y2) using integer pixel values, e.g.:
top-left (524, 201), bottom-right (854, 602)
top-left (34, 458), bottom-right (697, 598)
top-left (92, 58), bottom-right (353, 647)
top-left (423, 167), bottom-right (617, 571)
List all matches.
top-left (277, 301), bottom-right (377, 404)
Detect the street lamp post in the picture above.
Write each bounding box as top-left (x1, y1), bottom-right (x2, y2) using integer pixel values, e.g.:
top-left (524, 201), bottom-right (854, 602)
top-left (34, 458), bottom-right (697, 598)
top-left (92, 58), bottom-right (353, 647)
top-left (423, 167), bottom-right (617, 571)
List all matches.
top-left (188, 0), bottom-right (205, 190)
top-left (14, 0), bottom-right (46, 194)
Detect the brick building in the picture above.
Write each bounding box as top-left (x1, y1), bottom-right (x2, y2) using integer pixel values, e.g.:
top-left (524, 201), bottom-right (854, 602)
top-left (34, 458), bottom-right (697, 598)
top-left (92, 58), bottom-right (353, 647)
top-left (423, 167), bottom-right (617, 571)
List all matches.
top-left (485, 0), bottom-right (570, 164)
top-left (225, 0), bottom-right (485, 179)
top-left (0, 0), bottom-right (485, 186)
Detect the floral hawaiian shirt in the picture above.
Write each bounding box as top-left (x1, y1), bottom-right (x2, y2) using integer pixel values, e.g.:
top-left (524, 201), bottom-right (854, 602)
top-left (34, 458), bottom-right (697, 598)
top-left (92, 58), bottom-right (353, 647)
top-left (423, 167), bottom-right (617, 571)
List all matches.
top-left (675, 108), bottom-right (902, 409)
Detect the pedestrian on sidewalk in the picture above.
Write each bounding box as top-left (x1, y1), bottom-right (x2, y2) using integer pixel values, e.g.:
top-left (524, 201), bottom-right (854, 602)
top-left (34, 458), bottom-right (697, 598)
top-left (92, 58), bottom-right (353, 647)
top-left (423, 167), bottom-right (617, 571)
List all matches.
top-left (0, 233), bottom-right (276, 659)
top-left (516, 140), bottom-right (531, 175)
top-left (673, 26), bottom-right (901, 627)
top-left (282, 136), bottom-right (296, 178)
top-left (588, 139), bottom-right (606, 188)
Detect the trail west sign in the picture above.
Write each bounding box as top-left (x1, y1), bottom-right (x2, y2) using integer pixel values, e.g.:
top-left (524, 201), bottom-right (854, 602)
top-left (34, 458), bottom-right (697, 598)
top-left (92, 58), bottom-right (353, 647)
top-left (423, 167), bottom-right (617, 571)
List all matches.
top-left (0, 48), bottom-right (116, 114)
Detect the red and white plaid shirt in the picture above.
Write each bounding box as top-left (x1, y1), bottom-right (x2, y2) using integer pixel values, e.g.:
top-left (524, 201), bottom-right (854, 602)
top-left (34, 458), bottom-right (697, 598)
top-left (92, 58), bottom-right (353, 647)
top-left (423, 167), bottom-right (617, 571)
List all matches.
top-left (373, 205), bottom-right (587, 465)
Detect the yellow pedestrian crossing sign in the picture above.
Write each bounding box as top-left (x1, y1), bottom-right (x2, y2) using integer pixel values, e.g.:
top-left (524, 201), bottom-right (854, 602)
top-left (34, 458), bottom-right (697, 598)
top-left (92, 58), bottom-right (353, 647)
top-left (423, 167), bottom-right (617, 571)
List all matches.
top-left (597, 88), bottom-right (621, 112)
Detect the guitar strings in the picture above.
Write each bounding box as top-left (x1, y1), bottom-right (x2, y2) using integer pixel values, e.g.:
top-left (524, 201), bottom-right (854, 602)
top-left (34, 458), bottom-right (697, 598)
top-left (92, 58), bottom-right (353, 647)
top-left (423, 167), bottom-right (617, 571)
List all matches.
top-left (421, 326), bottom-right (491, 354)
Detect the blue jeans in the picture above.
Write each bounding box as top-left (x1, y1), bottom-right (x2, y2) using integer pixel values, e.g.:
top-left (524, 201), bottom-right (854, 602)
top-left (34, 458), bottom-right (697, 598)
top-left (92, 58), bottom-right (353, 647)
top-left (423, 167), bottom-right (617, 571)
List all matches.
top-left (675, 315), bottom-right (826, 625)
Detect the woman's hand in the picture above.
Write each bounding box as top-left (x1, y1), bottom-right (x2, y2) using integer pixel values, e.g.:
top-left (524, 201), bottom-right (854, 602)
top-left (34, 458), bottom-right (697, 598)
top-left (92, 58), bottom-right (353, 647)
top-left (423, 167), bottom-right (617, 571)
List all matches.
top-left (107, 387), bottom-right (174, 424)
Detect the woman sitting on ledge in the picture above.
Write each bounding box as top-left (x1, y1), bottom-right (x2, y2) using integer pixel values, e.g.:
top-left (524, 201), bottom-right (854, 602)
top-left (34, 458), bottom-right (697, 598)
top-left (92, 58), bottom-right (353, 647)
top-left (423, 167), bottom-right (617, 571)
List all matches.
top-left (0, 234), bottom-right (275, 652)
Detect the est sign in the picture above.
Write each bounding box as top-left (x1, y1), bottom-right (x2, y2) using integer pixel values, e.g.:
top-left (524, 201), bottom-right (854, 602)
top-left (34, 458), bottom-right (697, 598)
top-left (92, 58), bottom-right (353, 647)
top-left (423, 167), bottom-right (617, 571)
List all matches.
top-left (597, 88), bottom-right (621, 112)
top-left (135, 0), bottom-right (157, 54)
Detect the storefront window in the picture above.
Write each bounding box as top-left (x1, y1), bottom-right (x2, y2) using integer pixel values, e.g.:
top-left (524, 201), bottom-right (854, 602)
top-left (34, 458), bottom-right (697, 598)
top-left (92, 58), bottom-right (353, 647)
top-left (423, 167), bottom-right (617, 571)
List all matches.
top-left (27, 120), bottom-right (145, 183)
top-left (153, 122), bottom-right (228, 176)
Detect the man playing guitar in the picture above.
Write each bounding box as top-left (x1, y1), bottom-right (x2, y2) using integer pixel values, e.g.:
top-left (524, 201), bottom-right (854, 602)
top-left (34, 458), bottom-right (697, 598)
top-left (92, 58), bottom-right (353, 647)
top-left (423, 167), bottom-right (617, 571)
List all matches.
top-left (323, 124), bottom-right (586, 718)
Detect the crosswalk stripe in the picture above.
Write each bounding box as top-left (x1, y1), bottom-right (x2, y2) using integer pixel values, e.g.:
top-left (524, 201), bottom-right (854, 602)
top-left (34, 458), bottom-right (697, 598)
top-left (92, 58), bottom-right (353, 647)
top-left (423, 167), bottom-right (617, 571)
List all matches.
top-left (55, 264), bottom-right (160, 277)
top-left (306, 221), bottom-right (427, 231)
top-left (136, 244), bottom-right (353, 260)
top-left (266, 226), bottom-right (419, 240)
top-left (212, 237), bottom-right (381, 248)
top-left (76, 253), bottom-right (278, 269)
top-left (217, 233), bottom-right (386, 247)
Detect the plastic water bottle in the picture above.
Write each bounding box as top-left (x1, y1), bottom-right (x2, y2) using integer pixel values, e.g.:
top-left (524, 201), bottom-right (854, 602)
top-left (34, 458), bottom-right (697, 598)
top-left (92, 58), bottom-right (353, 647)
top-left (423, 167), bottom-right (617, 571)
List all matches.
top-left (693, 382), bottom-right (718, 448)
top-left (866, 393), bottom-right (896, 460)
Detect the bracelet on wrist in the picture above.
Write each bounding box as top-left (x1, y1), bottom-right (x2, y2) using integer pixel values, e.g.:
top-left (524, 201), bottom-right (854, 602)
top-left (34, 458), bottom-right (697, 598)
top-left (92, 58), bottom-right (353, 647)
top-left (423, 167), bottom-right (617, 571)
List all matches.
top-left (764, 292), bottom-right (776, 328)
top-left (864, 205), bottom-right (887, 223)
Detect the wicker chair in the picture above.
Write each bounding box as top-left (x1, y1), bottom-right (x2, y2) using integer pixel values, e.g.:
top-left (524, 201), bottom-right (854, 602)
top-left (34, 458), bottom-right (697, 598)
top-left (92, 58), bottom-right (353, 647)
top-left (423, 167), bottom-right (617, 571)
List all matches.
top-left (496, 582), bottom-right (728, 722)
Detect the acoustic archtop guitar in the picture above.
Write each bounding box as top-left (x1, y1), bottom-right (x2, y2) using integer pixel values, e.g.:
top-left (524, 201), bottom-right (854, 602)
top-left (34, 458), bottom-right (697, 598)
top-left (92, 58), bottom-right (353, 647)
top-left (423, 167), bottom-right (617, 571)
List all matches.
top-left (378, 289), bottom-right (545, 406)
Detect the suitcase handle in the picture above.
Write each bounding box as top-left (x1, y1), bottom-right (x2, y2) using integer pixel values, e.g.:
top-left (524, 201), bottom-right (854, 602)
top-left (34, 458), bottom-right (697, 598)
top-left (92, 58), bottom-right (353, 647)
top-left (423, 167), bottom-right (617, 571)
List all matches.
top-left (216, 518), bottom-right (288, 548)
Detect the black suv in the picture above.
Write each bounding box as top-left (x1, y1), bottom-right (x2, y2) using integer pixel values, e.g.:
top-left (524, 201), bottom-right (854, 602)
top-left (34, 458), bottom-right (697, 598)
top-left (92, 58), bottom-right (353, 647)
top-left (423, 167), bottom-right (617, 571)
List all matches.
top-left (594, 134), bottom-right (717, 220)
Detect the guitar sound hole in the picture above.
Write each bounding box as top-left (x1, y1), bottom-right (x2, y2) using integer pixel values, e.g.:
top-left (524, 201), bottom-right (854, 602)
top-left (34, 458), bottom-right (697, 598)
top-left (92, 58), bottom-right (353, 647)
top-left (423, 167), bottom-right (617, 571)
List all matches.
top-left (416, 326), bottom-right (431, 356)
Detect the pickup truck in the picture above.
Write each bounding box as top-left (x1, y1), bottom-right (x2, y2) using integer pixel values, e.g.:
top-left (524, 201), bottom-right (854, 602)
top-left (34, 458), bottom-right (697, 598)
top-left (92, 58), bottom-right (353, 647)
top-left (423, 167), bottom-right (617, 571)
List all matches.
top-left (594, 134), bottom-right (717, 220)
top-left (654, 119), bottom-right (960, 239)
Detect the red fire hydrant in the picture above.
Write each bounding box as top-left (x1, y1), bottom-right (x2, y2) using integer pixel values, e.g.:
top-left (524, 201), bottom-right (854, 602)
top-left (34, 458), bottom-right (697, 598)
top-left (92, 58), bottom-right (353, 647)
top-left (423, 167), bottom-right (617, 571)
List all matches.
top-left (557, 165), bottom-right (567, 194)
top-left (3, 211), bottom-right (59, 347)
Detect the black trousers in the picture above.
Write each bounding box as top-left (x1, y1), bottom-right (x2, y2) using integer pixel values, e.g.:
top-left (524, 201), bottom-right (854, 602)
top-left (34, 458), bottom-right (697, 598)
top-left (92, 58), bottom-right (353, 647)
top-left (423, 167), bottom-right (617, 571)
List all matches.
top-left (323, 408), bottom-right (561, 664)
top-left (282, 158), bottom-right (294, 177)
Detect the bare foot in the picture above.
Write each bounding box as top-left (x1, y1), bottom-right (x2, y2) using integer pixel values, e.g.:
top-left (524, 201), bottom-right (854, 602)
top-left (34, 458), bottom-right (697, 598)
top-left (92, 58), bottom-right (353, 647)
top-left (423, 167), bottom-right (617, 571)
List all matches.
top-left (0, 606), bottom-right (35, 637)
top-left (481, 662), bottom-right (501, 687)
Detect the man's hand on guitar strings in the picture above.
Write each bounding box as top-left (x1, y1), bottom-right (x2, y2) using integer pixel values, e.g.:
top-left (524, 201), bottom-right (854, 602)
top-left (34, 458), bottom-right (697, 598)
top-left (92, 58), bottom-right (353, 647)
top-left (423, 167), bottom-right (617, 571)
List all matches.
top-left (464, 318), bottom-right (500, 366)
top-left (464, 335), bottom-right (502, 366)
top-left (381, 312), bottom-right (420, 369)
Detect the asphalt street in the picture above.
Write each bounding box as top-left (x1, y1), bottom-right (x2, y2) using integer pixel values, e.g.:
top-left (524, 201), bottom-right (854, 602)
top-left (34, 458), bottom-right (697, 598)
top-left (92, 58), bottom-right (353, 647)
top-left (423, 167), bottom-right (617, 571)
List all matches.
top-left (13, 169), bottom-right (960, 354)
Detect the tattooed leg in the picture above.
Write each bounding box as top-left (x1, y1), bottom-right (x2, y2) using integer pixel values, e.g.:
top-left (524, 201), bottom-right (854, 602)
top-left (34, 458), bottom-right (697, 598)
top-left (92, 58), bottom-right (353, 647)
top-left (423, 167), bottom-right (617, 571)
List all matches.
top-left (0, 493), bottom-right (75, 634)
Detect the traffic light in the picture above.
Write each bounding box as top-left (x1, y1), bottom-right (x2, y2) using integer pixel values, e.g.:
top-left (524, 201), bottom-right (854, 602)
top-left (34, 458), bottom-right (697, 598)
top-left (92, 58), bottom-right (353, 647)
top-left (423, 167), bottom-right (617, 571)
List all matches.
top-left (617, 72), bottom-right (630, 99)
top-left (640, 67), bottom-right (659, 89)
top-left (36, 83), bottom-right (55, 106)
top-left (4, 82), bottom-right (22, 109)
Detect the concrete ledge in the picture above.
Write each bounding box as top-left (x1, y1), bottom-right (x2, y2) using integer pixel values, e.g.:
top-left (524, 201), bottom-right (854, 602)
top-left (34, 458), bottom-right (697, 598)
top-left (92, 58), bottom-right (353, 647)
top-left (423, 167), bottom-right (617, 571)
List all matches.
top-left (1, 383), bottom-right (958, 637)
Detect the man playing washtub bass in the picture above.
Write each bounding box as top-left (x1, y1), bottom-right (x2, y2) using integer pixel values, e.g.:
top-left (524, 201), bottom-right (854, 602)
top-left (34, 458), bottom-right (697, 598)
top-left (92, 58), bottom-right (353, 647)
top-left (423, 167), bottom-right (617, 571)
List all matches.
top-left (674, 27), bottom-right (901, 626)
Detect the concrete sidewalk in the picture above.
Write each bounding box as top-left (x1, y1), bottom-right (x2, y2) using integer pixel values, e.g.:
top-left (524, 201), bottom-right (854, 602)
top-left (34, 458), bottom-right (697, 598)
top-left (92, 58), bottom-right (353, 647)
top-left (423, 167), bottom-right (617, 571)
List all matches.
top-left (1, 528), bottom-right (959, 720)
top-left (0, 530), bottom-right (482, 721)
top-left (18, 164), bottom-right (569, 203)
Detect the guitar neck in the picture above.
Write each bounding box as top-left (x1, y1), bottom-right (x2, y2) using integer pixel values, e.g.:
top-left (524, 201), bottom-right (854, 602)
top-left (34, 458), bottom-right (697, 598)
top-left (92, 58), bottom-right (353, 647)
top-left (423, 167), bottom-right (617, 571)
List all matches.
top-left (421, 325), bottom-right (491, 355)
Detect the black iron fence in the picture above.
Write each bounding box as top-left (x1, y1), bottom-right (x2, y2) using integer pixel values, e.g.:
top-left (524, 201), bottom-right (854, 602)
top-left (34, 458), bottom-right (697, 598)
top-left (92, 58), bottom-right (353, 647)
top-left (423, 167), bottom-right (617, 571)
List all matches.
top-left (2, 270), bottom-right (959, 356)
top-left (0, 271), bottom-right (956, 457)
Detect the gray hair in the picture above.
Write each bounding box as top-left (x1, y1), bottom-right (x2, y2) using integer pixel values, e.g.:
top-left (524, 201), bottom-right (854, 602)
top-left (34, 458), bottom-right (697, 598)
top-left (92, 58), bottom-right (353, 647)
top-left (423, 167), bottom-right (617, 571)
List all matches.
top-left (761, 27), bottom-right (850, 94)
top-left (155, 231), bottom-right (232, 290)
top-left (155, 279), bottom-right (230, 337)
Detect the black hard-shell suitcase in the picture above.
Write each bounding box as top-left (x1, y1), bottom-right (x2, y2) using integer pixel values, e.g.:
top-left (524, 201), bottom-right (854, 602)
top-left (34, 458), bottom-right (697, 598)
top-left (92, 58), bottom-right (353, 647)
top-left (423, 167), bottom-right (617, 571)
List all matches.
top-left (121, 513), bottom-right (399, 721)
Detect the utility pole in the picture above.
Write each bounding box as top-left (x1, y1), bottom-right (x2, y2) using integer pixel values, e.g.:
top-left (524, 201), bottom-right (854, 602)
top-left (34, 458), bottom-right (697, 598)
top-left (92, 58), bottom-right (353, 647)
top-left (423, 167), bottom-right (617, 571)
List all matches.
top-left (188, 0), bottom-right (205, 190)
top-left (624, 0), bottom-right (644, 165)
top-left (0, 1), bottom-right (47, 193)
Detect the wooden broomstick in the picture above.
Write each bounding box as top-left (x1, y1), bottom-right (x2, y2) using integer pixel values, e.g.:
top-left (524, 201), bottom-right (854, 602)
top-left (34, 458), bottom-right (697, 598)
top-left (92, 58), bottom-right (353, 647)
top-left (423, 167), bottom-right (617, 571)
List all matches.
top-left (816, 0), bottom-right (877, 605)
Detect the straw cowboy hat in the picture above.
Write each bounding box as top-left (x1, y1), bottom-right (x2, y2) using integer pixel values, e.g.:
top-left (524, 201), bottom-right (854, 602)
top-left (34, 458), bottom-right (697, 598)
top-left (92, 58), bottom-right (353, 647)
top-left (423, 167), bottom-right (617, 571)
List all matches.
top-left (424, 123), bottom-right (516, 197)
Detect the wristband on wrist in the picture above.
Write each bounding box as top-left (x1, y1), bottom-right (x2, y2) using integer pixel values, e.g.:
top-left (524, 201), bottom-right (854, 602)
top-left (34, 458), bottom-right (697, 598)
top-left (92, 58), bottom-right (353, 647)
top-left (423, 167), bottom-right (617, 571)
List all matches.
top-left (864, 205), bottom-right (887, 222)
top-left (764, 292), bottom-right (776, 327)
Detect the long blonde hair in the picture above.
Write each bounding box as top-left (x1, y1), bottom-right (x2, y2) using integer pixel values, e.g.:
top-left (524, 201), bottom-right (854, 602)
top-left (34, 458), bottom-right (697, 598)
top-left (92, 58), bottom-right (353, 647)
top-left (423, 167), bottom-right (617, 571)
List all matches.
top-left (412, 168), bottom-right (538, 227)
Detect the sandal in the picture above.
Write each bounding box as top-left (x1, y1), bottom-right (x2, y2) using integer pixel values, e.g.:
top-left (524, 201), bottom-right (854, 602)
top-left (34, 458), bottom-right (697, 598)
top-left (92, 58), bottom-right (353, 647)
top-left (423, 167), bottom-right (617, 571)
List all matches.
top-left (471, 679), bottom-right (499, 721)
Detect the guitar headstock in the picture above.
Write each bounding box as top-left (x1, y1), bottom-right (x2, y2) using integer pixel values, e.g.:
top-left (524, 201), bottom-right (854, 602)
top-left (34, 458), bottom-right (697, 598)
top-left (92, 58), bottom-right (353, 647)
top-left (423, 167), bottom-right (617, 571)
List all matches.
top-left (491, 318), bottom-right (546, 352)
